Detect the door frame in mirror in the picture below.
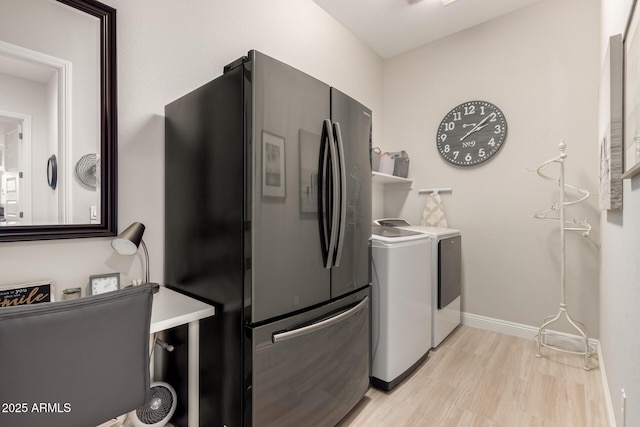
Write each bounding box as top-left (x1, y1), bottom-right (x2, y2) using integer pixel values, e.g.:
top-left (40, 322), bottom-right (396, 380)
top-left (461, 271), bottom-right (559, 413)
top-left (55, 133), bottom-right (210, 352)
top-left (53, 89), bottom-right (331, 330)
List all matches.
top-left (0, 0), bottom-right (117, 242)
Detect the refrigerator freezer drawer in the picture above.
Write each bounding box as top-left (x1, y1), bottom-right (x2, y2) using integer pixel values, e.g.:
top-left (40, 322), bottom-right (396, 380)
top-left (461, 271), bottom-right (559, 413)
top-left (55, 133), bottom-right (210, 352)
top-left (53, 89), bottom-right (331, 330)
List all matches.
top-left (250, 290), bottom-right (370, 427)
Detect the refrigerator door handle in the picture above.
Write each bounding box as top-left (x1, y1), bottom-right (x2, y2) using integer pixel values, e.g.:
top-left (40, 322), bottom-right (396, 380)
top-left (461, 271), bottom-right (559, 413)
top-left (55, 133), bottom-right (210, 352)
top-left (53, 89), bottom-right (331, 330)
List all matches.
top-left (325, 119), bottom-right (340, 269)
top-left (272, 296), bottom-right (368, 343)
top-left (332, 122), bottom-right (347, 267)
top-left (319, 119), bottom-right (332, 267)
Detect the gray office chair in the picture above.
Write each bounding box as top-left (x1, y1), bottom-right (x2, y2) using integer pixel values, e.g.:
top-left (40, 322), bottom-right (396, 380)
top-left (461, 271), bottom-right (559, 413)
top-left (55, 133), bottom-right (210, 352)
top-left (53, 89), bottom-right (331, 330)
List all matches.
top-left (0, 283), bottom-right (153, 427)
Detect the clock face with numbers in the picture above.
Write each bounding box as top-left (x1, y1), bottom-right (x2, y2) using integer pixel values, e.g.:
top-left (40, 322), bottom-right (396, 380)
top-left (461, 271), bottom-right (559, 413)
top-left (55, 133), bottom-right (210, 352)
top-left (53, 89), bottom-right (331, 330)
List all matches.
top-left (436, 100), bottom-right (508, 166)
top-left (90, 273), bottom-right (120, 295)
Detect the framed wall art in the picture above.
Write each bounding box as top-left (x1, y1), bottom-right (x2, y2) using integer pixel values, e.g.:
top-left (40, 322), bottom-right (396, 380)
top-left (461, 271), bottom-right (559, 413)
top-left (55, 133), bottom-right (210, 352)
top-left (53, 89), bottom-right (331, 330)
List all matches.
top-left (623, 0), bottom-right (640, 179)
top-left (600, 34), bottom-right (623, 209)
top-left (0, 280), bottom-right (54, 307)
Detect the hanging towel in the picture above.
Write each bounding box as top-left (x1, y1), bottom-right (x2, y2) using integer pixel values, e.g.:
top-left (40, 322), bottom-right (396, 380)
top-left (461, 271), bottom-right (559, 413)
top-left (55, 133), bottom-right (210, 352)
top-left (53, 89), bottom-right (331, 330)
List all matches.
top-left (420, 192), bottom-right (448, 227)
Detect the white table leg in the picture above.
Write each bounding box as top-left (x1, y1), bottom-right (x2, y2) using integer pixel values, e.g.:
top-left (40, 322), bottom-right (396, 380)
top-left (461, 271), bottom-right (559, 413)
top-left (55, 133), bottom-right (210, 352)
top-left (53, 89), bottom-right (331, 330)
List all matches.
top-left (188, 320), bottom-right (199, 426)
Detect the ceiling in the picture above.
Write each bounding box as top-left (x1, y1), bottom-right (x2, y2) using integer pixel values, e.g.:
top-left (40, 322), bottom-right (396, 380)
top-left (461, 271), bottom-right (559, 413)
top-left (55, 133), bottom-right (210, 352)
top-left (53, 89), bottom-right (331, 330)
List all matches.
top-left (313, 0), bottom-right (544, 58)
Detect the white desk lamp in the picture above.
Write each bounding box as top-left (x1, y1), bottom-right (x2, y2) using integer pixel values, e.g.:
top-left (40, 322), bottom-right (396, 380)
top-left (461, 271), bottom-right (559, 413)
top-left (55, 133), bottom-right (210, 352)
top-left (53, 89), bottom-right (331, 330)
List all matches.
top-left (111, 222), bottom-right (160, 293)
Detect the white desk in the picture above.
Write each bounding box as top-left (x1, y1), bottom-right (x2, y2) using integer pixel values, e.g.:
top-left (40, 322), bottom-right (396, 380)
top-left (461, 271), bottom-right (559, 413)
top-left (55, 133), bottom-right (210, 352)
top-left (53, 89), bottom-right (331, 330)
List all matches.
top-left (150, 286), bottom-right (215, 426)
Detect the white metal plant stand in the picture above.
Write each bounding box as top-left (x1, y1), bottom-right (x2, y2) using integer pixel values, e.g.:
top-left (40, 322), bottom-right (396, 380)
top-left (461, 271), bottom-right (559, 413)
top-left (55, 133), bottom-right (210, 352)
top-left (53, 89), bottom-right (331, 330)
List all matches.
top-left (532, 141), bottom-right (593, 370)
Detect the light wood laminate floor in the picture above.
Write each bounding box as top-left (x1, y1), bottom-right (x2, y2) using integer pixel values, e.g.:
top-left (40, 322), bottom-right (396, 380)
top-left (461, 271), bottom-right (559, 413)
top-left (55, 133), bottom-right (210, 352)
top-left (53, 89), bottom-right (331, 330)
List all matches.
top-left (338, 325), bottom-right (608, 427)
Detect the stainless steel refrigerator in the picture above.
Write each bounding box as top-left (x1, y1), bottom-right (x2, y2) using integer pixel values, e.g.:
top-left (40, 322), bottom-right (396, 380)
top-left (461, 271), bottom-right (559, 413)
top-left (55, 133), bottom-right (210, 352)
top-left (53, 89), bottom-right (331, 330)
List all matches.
top-left (164, 50), bottom-right (372, 426)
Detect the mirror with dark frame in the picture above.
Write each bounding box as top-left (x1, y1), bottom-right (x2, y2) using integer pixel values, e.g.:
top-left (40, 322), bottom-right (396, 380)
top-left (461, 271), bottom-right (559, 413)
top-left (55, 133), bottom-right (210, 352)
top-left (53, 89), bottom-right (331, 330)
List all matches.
top-left (0, 0), bottom-right (116, 242)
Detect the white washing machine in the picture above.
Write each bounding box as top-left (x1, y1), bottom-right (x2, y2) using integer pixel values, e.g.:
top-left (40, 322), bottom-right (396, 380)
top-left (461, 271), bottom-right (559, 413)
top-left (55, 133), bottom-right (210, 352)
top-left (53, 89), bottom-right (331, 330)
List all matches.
top-left (370, 225), bottom-right (432, 390)
top-left (375, 219), bottom-right (461, 348)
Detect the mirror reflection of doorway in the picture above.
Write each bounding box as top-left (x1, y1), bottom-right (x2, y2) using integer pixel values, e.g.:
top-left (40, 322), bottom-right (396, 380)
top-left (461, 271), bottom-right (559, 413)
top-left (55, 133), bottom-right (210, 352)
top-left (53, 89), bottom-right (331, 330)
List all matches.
top-left (0, 115), bottom-right (27, 225)
top-left (0, 40), bottom-right (71, 226)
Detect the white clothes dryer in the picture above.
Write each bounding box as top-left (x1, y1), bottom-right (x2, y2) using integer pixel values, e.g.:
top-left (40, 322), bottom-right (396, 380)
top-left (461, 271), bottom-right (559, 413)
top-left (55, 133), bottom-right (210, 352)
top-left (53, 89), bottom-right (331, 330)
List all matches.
top-left (370, 225), bottom-right (432, 390)
top-left (375, 219), bottom-right (462, 348)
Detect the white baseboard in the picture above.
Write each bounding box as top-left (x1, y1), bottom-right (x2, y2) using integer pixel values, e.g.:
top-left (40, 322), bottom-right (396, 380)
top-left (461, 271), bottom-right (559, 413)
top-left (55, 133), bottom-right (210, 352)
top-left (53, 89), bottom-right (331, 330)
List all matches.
top-left (461, 311), bottom-right (615, 427)
top-left (461, 311), bottom-right (539, 341)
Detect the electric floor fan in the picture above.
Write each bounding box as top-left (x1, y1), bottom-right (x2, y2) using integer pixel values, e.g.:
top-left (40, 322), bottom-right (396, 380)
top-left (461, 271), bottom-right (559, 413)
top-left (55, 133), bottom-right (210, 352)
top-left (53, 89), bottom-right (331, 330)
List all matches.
top-left (126, 381), bottom-right (177, 427)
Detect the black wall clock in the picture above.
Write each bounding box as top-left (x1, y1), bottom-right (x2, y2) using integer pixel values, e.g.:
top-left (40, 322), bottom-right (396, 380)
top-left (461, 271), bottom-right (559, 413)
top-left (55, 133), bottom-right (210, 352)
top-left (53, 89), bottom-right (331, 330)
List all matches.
top-left (436, 100), bottom-right (508, 166)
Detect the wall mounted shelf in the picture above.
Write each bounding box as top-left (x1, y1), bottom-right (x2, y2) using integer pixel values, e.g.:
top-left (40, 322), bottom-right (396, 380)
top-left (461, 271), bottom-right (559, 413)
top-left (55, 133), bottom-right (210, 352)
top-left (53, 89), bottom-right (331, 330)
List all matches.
top-left (372, 171), bottom-right (413, 185)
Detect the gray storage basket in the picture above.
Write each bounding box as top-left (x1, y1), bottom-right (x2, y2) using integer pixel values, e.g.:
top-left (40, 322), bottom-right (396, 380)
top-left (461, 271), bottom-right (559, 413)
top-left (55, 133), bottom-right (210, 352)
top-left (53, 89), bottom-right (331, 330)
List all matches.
top-left (388, 151), bottom-right (410, 178)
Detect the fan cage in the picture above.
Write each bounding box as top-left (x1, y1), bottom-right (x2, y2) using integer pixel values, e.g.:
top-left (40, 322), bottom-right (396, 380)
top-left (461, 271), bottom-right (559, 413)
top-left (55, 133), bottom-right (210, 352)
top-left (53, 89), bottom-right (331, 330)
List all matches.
top-left (75, 153), bottom-right (99, 189)
top-left (129, 382), bottom-right (176, 427)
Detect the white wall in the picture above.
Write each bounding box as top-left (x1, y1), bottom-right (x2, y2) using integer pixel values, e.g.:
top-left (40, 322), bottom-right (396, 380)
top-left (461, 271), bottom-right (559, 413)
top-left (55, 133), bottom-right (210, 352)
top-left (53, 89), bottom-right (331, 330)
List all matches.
top-left (600, 1), bottom-right (640, 425)
top-left (381, 0), bottom-right (601, 334)
top-left (0, 0), bottom-right (382, 298)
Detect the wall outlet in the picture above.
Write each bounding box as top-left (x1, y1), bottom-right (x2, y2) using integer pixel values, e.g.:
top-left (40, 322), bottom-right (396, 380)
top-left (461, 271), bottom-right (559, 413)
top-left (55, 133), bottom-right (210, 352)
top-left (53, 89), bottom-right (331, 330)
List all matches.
top-left (89, 205), bottom-right (99, 224)
top-left (621, 388), bottom-right (626, 427)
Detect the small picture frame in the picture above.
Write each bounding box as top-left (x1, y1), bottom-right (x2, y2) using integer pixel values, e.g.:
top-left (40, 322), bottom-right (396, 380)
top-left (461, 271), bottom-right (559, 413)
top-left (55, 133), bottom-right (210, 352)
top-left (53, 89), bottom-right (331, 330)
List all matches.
top-left (0, 280), bottom-right (54, 307)
top-left (89, 272), bottom-right (120, 295)
top-left (599, 34), bottom-right (623, 209)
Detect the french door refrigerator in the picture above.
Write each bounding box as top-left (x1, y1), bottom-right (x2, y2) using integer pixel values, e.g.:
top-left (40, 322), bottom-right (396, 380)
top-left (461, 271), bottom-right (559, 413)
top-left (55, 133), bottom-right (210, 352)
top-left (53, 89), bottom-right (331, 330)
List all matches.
top-left (164, 50), bottom-right (372, 426)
